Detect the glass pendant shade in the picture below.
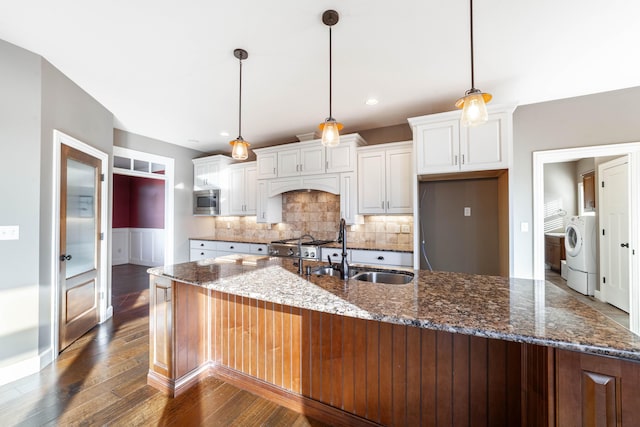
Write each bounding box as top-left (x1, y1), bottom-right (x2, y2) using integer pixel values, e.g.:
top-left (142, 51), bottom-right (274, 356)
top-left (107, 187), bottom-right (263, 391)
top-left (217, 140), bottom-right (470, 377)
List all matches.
top-left (230, 138), bottom-right (249, 160)
top-left (456, 90), bottom-right (491, 127)
top-left (319, 118), bottom-right (343, 147)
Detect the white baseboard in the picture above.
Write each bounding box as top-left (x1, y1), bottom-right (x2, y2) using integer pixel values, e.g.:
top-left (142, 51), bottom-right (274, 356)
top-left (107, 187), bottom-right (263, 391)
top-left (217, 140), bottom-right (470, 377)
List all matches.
top-left (0, 354), bottom-right (42, 387)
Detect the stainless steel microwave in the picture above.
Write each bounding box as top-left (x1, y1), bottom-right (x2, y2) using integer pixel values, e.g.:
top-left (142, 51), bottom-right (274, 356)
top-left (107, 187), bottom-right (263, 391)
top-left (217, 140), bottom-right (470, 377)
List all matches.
top-left (193, 189), bottom-right (220, 216)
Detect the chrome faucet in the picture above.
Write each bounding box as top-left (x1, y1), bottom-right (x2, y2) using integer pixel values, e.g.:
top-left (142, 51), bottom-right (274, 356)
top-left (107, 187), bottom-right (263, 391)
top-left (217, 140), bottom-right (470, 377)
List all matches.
top-left (296, 234), bottom-right (315, 275)
top-left (337, 218), bottom-right (349, 279)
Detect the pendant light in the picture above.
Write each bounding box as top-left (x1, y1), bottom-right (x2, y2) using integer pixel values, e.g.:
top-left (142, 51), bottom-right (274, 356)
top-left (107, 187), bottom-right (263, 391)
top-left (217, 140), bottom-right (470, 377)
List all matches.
top-left (319, 10), bottom-right (343, 147)
top-left (455, 0), bottom-right (492, 127)
top-left (230, 48), bottom-right (250, 160)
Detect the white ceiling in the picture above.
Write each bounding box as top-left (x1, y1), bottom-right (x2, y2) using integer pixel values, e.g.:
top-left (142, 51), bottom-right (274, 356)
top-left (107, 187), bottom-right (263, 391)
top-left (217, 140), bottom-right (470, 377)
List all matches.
top-left (1, 0), bottom-right (639, 153)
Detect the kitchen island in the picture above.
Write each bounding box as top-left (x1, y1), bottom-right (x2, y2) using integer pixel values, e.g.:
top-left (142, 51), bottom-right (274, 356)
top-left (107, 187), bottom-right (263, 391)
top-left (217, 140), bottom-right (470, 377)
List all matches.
top-left (148, 257), bottom-right (640, 426)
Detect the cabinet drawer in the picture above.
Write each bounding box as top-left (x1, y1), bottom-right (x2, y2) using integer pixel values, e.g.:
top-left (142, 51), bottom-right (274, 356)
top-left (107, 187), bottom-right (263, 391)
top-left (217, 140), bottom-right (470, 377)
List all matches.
top-left (218, 241), bottom-right (251, 253)
top-left (190, 249), bottom-right (217, 261)
top-left (190, 240), bottom-right (218, 250)
top-left (250, 244), bottom-right (268, 255)
top-left (351, 249), bottom-right (413, 267)
top-left (321, 247), bottom-right (350, 262)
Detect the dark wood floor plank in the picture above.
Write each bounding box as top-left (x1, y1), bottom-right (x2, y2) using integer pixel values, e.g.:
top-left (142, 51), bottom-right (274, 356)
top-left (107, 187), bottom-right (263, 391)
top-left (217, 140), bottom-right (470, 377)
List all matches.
top-left (0, 264), bottom-right (330, 426)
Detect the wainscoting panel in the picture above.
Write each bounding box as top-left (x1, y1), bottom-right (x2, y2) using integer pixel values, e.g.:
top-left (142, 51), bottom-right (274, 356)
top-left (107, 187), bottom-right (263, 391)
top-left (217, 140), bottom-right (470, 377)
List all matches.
top-left (121, 227), bottom-right (164, 266)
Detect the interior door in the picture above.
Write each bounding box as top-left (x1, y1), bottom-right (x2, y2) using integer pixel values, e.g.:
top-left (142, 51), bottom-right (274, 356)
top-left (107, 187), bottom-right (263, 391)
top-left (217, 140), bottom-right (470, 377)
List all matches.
top-left (599, 156), bottom-right (630, 312)
top-left (59, 143), bottom-right (102, 351)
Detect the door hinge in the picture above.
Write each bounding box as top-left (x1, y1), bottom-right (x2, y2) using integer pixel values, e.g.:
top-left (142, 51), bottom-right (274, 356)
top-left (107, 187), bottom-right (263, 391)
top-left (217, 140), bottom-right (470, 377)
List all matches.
top-left (100, 173), bottom-right (105, 182)
top-left (100, 232), bottom-right (104, 240)
top-left (602, 229), bottom-right (605, 236)
top-left (601, 181), bottom-right (604, 188)
top-left (100, 291), bottom-right (105, 300)
top-left (603, 277), bottom-right (606, 284)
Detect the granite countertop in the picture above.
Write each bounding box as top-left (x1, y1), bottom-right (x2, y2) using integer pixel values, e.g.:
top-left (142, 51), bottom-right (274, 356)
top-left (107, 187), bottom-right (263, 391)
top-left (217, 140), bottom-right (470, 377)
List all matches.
top-left (148, 257), bottom-right (640, 361)
top-left (190, 236), bottom-right (412, 253)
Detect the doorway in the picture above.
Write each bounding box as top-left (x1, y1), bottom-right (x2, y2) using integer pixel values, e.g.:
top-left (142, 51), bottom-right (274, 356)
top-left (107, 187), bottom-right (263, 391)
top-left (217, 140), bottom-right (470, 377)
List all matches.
top-left (533, 142), bottom-right (640, 334)
top-left (53, 130), bottom-right (109, 353)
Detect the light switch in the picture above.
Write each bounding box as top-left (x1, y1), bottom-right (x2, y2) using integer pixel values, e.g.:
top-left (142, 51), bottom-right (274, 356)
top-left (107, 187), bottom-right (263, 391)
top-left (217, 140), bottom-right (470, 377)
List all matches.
top-left (0, 225), bottom-right (19, 240)
top-left (464, 207), bottom-right (471, 217)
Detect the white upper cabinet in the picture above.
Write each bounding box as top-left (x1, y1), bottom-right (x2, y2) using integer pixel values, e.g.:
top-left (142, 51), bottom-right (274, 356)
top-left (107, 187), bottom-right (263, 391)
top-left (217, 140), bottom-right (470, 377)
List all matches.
top-left (409, 105), bottom-right (515, 175)
top-left (256, 180), bottom-right (282, 224)
top-left (358, 141), bottom-right (413, 214)
top-left (254, 133), bottom-right (366, 180)
top-left (192, 155), bottom-right (233, 190)
top-left (277, 144), bottom-right (325, 177)
top-left (228, 162), bottom-right (257, 215)
top-left (256, 151), bottom-right (277, 179)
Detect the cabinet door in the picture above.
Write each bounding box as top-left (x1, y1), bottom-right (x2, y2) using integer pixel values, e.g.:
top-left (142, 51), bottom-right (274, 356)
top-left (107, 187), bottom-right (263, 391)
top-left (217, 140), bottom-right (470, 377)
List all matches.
top-left (583, 171), bottom-right (596, 211)
top-left (415, 119), bottom-right (460, 174)
top-left (277, 148), bottom-right (300, 177)
top-left (300, 145), bottom-right (325, 175)
top-left (228, 166), bottom-right (246, 215)
top-left (327, 143), bottom-right (355, 173)
top-left (256, 180), bottom-right (283, 224)
top-left (556, 349), bottom-right (640, 426)
top-left (244, 165), bottom-right (257, 214)
top-left (386, 148), bottom-right (413, 213)
top-left (358, 150), bottom-right (386, 214)
top-left (460, 112), bottom-right (508, 172)
top-left (340, 172), bottom-right (358, 224)
top-left (256, 152), bottom-right (277, 179)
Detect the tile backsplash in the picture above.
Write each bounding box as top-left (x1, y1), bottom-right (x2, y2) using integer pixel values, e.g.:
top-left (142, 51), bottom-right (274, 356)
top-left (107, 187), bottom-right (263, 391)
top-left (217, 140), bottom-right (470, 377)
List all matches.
top-left (211, 191), bottom-right (413, 246)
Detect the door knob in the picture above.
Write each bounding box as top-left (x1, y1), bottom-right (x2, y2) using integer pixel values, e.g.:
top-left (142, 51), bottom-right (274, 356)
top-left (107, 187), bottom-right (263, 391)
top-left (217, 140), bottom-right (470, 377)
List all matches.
top-left (621, 243), bottom-right (630, 248)
top-left (59, 254), bottom-right (72, 261)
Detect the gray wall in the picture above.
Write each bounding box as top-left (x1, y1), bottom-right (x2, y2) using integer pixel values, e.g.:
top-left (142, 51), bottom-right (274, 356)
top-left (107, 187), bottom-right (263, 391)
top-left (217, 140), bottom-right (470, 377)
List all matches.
top-left (0, 39), bottom-right (42, 371)
top-left (113, 129), bottom-right (209, 263)
top-left (419, 178), bottom-right (500, 275)
top-left (0, 38), bottom-right (113, 377)
top-left (512, 86), bottom-right (640, 278)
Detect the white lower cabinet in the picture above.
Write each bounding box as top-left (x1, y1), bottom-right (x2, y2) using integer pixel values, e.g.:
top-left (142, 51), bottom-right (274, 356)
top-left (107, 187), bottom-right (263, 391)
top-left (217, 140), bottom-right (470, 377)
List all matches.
top-left (190, 240), bottom-right (269, 261)
top-left (350, 249), bottom-right (412, 268)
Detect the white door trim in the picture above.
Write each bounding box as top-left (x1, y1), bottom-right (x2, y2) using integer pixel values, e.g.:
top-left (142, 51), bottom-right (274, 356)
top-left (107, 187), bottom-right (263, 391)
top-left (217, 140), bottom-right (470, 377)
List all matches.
top-left (51, 130), bottom-right (110, 359)
top-left (112, 146), bottom-right (175, 265)
top-left (533, 142), bottom-right (640, 334)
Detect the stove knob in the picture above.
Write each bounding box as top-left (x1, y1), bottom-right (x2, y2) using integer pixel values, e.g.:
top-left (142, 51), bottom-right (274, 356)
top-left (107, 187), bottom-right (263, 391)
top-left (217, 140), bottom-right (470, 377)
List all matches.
top-left (309, 251), bottom-right (316, 258)
top-left (303, 251), bottom-right (309, 257)
top-left (287, 248), bottom-right (295, 256)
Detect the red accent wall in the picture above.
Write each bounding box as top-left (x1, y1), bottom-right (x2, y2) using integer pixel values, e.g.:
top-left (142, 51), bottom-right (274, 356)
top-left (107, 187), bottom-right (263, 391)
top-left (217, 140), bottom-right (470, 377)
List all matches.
top-left (112, 174), bottom-right (165, 229)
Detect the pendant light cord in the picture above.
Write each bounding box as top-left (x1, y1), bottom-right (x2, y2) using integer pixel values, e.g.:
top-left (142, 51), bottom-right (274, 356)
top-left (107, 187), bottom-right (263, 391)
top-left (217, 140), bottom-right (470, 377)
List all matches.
top-left (238, 56), bottom-right (243, 139)
top-left (329, 25), bottom-right (333, 119)
top-left (469, 0), bottom-right (475, 90)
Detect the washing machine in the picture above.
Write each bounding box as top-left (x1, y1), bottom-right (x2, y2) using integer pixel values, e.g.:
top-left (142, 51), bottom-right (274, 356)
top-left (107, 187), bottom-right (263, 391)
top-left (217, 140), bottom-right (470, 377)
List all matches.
top-left (564, 215), bottom-right (597, 295)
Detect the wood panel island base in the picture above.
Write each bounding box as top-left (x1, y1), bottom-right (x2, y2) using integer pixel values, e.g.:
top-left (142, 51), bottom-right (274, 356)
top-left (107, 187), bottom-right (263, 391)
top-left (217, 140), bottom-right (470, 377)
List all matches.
top-left (148, 258), bottom-right (640, 426)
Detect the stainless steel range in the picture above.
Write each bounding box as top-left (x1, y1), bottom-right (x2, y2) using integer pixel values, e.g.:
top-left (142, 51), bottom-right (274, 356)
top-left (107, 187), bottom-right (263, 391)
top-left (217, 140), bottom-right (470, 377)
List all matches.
top-left (268, 236), bottom-right (334, 260)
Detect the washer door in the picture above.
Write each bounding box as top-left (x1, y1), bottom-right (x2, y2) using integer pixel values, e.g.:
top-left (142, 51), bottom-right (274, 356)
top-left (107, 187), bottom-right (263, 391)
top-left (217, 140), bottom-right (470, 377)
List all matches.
top-left (565, 224), bottom-right (583, 257)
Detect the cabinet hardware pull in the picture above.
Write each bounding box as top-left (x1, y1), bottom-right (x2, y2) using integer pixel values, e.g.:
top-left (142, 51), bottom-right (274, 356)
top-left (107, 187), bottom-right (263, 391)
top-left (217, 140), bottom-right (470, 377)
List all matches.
top-left (454, 155), bottom-right (458, 165)
top-left (60, 254), bottom-right (72, 261)
top-left (377, 256), bottom-right (384, 260)
top-left (387, 201), bottom-right (389, 209)
top-left (621, 243), bottom-right (630, 248)
top-left (230, 246), bottom-right (234, 249)
top-left (381, 201), bottom-right (384, 209)
top-left (273, 167), bottom-right (276, 174)
top-left (200, 243), bottom-right (204, 247)
top-left (462, 154), bottom-right (465, 164)
top-left (258, 248), bottom-right (263, 251)
top-left (201, 252), bottom-right (204, 256)
top-left (326, 161), bottom-right (328, 170)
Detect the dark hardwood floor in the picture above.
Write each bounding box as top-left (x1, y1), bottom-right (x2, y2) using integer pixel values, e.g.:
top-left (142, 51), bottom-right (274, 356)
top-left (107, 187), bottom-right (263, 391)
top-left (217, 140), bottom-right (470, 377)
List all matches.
top-left (0, 264), bottom-right (329, 426)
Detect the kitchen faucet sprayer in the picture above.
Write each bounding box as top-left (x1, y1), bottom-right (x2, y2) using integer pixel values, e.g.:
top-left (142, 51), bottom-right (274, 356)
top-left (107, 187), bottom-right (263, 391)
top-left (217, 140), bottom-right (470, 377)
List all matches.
top-left (338, 218), bottom-right (349, 279)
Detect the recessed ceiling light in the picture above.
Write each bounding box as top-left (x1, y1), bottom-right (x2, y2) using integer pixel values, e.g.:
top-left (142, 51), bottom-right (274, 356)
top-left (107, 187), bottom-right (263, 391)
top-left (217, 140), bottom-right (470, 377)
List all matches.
top-left (220, 131), bottom-right (230, 137)
top-left (365, 98), bottom-right (379, 106)
top-left (187, 139), bottom-right (200, 144)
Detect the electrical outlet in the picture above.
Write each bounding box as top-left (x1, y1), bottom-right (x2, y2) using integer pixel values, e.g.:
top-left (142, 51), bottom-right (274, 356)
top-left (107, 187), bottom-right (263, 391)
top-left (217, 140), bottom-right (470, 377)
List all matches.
top-left (400, 224), bottom-right (410, 233)
top-left (226, 223), bottom-right (231, 229)
top-left (0, 225), bottom-right (19, 240)
top-left (464, 207), bottom-right (471, 216)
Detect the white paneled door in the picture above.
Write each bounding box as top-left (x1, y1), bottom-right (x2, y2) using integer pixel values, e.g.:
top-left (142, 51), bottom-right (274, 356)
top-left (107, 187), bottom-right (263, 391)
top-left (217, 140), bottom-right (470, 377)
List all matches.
top-left (599, 156), bottom-right (631, 312)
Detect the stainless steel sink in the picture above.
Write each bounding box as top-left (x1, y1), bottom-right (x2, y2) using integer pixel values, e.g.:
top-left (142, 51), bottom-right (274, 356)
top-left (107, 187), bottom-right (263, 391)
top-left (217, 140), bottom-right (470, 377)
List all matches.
top-left (310, 266), bottom-right (342, 277)
top-left (351, 271), bottom-right (413, 284)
